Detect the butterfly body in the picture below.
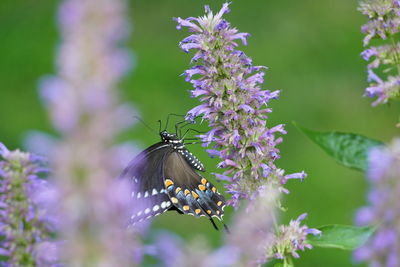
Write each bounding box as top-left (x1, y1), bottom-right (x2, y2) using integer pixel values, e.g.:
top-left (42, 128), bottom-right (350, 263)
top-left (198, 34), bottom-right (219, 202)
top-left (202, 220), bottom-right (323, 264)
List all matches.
top-left (121, 129), bottom-right (226, 225)
top-left (159, 130), bottom-right (205, 172)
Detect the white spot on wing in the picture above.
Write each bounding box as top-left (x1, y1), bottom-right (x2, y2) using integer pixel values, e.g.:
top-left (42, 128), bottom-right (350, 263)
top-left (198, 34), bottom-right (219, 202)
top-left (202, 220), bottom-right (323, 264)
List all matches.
top-left (144, 191), bottom-right (149, 198)
top-left (153, 205), bottom-right (160, 212)
top-left (152, 188), bottom-right (158, 195)
top-left (145, 208), bottom-right (151, 214)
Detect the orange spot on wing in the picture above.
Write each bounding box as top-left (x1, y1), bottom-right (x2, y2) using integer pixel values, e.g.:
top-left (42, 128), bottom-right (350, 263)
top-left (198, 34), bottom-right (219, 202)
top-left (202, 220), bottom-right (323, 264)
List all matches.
top-left (171, 197), bottom-right (178, 204)
top-left (198, 184), bottom-right (206, 191)
top-left (195, 209), bottom-right (201, 214)
top-left (183, 205), bottom-right (190, 211)
top-left (192, 191), bottom-right (199, 199)
top-left (164, 179), bottom-right (174, 188)
top-left (201, 178), bottom-right (207, 185)
top-left (184, 189), bottom-right (190, 196)
top-left (175, 187), bottom-right (181, 194)
top-left (217, 201), bottom-right (223, 206)
top-left (212, 187), bottom-right (217, 193)
top-left (207, 210), bottom-right (212, 214)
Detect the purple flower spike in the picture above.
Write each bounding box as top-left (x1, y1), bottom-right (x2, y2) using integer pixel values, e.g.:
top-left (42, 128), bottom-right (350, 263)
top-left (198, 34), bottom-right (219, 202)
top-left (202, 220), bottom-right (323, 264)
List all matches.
top-left (354, 139), bottom-right (400, 266)
top-left (0, 145), bottom-right (58, 266)
top-left (176, 4), bottom-right (316, 264)
top-left (39, 0), bottom-right (142, 265)
top-left (359, 0), bottom-right (400, 106)
top-left (227, 186), bottom-right (277, 265)
top-left (176, 2), bottom-right (306, 208)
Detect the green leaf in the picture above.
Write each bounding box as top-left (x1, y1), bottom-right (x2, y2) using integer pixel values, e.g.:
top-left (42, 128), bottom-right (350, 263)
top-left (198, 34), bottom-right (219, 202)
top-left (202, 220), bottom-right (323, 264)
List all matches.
top-left (294, 124), bottom-right (384, 171)
top-left (308, 224), bottom-right (376, 250)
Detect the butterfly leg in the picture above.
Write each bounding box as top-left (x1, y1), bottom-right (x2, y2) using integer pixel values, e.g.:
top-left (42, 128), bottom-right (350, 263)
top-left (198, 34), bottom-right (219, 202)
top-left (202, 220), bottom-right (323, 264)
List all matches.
top-left (168, 205), bottom-right (184, 214)
top-left (183, 142), bottom-right (203, 146)
top-left (164, 113), bottom-right (186, 131)
top-left (175, 120), bottom-right (192, 137)
top-left (181, 128), bottom-right (206, 139)
top-left (209, 217), bottom-right (219, 231)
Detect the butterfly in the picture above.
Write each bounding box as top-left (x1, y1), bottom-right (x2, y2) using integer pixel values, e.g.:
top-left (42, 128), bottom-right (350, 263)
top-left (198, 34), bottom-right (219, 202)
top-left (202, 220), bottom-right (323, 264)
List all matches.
top-left (120, 122), bottom-right (226, 230)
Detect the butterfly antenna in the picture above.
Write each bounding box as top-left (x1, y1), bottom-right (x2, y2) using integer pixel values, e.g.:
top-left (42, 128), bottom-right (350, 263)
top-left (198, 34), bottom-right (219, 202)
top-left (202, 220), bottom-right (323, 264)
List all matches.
top-left (176, 120), bottom-right (197, 137)
top-left (132, 116), bottom-right (158, 135)
top-left (209, 218), bottom-right (219, 231)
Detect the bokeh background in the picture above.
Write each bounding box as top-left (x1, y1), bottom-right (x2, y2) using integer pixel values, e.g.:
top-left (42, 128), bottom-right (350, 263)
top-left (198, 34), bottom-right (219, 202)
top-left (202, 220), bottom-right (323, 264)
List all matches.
top-left (1, 0), bottom-right (399, 266)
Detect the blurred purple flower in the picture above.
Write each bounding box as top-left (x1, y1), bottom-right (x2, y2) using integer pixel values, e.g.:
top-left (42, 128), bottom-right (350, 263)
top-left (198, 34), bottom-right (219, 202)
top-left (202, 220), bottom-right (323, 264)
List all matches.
top-left (33, 241), bottom-right (63, 267)
top-left (39, 0), bottom-right (142, 265)
top-left (40, 0), bottom-right (135, 135)
top-left (227, 186), bottom-right (277, 266)
top-left (152, 232), bottom-right (239, 267)
top-left (176, 2), bottom-right (306, 208)
top-left (0, 143), bottom-right (59, 266)
top-left (359, 0), bottom-right (400, 106)
top-left (24, 130), bottom-right (140, 176)
top-left (23, 131), bottom-right (58, 158)
top-left (354, 139), bottom-right (400, 266)
top-left (227, 186), bottom-right (320, 265)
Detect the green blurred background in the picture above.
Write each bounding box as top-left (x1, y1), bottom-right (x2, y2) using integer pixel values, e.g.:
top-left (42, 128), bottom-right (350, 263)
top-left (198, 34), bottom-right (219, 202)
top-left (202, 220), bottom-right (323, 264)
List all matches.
top-left (1, 0), bottom-right (399, 266)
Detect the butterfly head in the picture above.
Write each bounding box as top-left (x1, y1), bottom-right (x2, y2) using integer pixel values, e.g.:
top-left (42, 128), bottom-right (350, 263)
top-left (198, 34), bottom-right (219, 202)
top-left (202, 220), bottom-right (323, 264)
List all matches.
top-left (160, 130), bottom-right (181, 144)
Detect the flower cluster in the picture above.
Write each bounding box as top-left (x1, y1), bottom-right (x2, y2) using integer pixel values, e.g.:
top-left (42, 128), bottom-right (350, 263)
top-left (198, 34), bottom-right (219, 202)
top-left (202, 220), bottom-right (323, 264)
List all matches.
top-left (175, 2), bottom-right (305, 208)
top-left (152, 232), bottom-right (238, 267)
top-left (354, 139), bottom-right (400, 266)
top-left (359, 0), bottom-right (400, 106)
top-left (39, 0), bottom-right (141, 265)
top-left (0, 143), bottom-right (58, 266)
top-left (270, 214), bottom-right (320, 262)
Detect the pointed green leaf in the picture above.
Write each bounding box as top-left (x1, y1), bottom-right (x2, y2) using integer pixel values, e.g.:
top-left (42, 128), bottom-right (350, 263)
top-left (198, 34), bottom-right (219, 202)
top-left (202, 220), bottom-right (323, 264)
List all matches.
top-left (295, 124), bottom-right (383, 171)
top-left (307, 224), bottom-right (376, 250)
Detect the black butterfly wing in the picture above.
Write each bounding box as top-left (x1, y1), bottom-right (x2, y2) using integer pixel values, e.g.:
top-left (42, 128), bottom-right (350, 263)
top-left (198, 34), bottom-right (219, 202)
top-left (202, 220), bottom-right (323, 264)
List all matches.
top-left (120, 142), bottom-right (173, 223)
top-left (163, 151), bottom-right (226, 220)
